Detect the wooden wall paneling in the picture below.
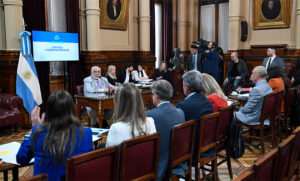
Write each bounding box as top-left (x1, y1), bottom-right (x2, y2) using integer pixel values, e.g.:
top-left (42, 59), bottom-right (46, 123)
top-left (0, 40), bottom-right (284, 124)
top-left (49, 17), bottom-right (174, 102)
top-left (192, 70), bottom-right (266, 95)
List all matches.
top-left (80, 51), bottom-right (156, 85)
top-left (0, 50), bottom-right (29, 127)
top-left (224, 47), bottom-right (300, 80)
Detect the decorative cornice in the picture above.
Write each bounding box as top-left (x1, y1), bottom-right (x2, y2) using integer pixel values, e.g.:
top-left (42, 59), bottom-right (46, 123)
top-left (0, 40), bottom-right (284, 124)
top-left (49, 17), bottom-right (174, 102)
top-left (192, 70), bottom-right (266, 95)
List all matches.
top-left (3, 0), bottom-right (22, 6)
top-left (85, 8), bottom-right (100, 16)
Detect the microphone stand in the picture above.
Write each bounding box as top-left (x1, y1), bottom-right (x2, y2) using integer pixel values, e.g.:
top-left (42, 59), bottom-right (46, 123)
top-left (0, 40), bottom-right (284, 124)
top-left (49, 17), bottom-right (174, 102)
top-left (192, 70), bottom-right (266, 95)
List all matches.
top-left (100, 77), bottom-right (112, 96)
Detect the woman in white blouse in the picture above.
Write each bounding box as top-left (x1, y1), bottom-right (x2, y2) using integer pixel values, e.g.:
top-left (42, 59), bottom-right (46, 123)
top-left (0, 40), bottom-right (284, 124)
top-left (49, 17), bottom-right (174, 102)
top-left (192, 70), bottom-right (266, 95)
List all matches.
top-left (133, 64), bottom-right (149, 81)
top-left (106, 83), bottom-right (156, 147)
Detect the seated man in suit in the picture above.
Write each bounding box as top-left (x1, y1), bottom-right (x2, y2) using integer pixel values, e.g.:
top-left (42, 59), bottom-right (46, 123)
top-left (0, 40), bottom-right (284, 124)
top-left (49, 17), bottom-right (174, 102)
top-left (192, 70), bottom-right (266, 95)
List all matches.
top-left (117, 63), bottom-right (135, 83)
top-left (186, 44), bottom-right (204, 72)
top-left (262, 47), bottom-right (285, 70)
top-left (84, 66), bottom-right (114, 127)
top-left (223, 52), bottom-right (248, 95)
top-left (236, 66), bottom-right (273, 125)
top-left (146, 80), bottom-right (185, 180)
top-left (176, 70), bottom-right (213, 158)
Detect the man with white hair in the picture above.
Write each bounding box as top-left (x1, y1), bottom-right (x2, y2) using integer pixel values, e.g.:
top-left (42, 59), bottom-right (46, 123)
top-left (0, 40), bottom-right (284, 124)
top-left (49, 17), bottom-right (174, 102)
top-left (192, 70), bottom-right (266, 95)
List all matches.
top-left (84, 66), bottom-right (114, 127)
top-left (262, 47), bottom-right (285, 70)
top-left (236, 66), bottom-right (273, 125)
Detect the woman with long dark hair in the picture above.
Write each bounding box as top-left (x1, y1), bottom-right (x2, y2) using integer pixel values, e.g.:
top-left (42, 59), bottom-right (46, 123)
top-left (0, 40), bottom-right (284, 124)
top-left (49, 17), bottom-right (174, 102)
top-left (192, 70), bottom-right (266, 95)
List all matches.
top-left (17, 90), bottom-right (93, 180)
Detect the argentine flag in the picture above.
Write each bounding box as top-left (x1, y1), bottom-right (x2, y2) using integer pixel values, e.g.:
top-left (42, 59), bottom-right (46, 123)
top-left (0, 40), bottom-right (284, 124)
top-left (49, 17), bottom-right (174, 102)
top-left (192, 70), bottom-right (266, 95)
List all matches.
top-left (16, 30), bottom-right (42, 113)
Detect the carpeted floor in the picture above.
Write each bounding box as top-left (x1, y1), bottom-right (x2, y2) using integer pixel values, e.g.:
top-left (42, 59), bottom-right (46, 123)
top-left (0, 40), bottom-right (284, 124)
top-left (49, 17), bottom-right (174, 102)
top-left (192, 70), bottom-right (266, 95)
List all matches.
top-left (0, 125), bottom-right (277, 181)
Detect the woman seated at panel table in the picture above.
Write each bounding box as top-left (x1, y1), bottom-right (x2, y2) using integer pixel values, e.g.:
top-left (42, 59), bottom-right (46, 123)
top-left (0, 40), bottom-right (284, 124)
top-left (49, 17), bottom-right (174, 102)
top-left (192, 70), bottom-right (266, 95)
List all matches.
top-left (17, 90), bottom-right (93, 181)
top-left (152, 61), bottom-right (174, 86)
top-left (202, 73), bottom-right (228, 112)
top-left (106, 65), bottom-right (119, 86)
top-left (132, 64), bottom-right (149, 82)
top-left (106, 83), bottom-right (156, 147)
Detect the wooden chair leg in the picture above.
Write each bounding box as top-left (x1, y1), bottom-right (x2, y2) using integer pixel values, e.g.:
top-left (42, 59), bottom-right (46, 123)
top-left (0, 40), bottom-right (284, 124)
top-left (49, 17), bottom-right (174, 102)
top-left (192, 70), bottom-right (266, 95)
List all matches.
top-left (195, 163), bottom-right (200, 181)
top-left (226, 153), bottom-right (233, 179)
top-left (212, 159), bottom-right (218, 181)
top-left (260, 128), bottom-right (265, 154)
top-left (277, 117), bottom-right (282, 142)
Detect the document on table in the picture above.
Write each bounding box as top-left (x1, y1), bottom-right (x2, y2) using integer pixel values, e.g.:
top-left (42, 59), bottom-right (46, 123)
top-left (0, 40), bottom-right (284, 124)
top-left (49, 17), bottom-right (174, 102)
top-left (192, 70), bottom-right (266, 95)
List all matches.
top-left (90, 128), bottom-right (109, 142)
top-left (0, 142), bottom-right (34, 165)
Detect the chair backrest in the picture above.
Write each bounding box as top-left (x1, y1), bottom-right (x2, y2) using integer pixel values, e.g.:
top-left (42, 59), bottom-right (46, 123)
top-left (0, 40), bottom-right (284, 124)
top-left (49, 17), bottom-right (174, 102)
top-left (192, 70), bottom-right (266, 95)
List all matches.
top-left (274, 90), bottom-right (284, 114)
top-left (276, 134), bottom-right (295, 180)
top-left (20, 174), bottom-right (48, 181)
top-left (66, 146), bottom-right (119, 181)
top-left (197, 112), bottom-right (220, 157)
top-left (233, 169), bottom-right (254, 181)
top-left (285, 88), bottom-right (296, 113)
top-left (260, 93), bottom-right (275, 123)
top-left (253, 148), bottom-right (279, 181)
top-left (76, 85), bottom-right (84, 95)
top-left (119, 132), bottom-right (160, 181)
top-left (168, 120), bottom-right (196, 175)
top-left (289, 126), bottom-right (300, 178)
top-left (217, 105), bottom-right (233, 140)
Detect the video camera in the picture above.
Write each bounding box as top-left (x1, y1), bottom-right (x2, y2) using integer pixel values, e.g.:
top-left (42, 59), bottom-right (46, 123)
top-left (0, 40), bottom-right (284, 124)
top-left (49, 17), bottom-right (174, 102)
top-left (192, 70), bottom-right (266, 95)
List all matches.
top-left (192, 39), bottom-right (216, 50)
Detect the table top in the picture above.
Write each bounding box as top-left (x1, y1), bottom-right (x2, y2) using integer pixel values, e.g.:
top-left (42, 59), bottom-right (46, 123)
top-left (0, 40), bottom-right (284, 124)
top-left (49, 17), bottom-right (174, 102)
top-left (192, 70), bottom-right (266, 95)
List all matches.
top-left (228, 95), bottom-right (248, 101)
top-left (75, 89), bottom-right (152, 100)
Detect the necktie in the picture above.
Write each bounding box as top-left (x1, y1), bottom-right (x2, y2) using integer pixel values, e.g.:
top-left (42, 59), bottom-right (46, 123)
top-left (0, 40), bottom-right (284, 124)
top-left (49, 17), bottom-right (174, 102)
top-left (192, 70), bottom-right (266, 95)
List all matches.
top-left (97, 79), bottom-right (102, 89)
top-left (266, 57), bottom-right (272, 69)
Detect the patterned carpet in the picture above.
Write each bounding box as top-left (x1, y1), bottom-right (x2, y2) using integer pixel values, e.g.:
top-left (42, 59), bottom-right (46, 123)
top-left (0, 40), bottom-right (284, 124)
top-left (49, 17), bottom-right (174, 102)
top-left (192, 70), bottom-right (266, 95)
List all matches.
top-left (0, 125), bottom-right (277, 180)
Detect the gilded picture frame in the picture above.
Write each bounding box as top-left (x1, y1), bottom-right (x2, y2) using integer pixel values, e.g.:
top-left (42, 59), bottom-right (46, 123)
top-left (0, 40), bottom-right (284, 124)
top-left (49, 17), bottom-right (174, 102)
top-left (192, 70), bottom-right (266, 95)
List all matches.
top-left (100, 0), bottom-right (130, 31)
top-left (253, 0), bottom-right (291, 30)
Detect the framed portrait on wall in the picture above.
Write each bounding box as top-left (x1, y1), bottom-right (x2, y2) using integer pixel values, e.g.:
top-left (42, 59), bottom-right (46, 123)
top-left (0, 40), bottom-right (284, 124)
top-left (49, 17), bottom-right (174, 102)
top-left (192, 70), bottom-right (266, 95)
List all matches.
top-left (253, 0), bottom-right (291, 29)
top-left (100, 0), bottom-right (130, 30)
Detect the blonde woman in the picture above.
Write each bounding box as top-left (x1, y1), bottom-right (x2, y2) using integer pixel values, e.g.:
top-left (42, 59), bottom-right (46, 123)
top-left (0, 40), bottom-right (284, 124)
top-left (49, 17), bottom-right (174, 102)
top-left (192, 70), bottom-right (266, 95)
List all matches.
top-left (106, 65), bottom-right (119, 86)
top-left (202, 73), bottom-right (228, 112)
top-left (152, 61), bottom-right (173, 86)
top-left (106, 83), bottom-right (156, 147)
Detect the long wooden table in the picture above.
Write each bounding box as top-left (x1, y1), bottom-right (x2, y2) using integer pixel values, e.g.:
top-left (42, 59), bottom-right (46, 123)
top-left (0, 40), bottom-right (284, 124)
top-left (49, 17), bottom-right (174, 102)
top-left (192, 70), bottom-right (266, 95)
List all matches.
top-left (74, 89), bottom-right (153, 127)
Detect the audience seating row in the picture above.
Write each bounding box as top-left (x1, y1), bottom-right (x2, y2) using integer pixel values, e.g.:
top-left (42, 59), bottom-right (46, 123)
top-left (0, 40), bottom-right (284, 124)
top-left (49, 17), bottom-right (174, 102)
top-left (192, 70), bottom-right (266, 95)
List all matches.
top-left (23, 105), bottom-right (235, 181)
top-left (234, 126), bottom-right (300, 181)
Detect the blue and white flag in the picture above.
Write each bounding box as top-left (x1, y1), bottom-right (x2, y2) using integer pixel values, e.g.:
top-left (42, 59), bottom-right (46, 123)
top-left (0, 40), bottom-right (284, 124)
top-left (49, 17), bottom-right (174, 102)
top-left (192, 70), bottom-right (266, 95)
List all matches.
top-left (16, 30), bottom-right (42, 113)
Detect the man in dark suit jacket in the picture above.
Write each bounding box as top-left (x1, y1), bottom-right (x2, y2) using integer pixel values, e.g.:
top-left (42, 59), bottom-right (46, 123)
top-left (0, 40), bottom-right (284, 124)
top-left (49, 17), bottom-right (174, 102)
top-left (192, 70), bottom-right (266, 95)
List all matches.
top-left (186, 45), bottom-right (204, 72)
top-left (146, 80), bottom-right (185, 180)
top-left (107, 0), bottom-right (121, 20)
top-left (117, 63), bottom-right (135, 83)
top-left (262, 48), bottom-right (285, 70)
top-left (176, 70), bottom-right (213, 159)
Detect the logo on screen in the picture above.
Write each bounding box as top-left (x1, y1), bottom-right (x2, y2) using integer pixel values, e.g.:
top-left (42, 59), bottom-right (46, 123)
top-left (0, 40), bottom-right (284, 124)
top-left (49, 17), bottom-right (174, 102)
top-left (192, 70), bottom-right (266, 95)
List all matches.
top-left (54, 35), bottom-right (60, 41)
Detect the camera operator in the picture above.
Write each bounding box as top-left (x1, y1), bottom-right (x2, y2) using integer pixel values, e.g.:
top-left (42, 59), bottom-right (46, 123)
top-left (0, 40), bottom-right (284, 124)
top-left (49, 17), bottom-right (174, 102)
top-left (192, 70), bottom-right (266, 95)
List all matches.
top-left (195, 41), bottom-right (221, 82)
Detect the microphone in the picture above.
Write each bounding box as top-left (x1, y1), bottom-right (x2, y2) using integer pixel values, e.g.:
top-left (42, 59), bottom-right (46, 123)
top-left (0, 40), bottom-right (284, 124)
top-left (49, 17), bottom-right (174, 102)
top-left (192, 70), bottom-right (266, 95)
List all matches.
top-left (100, 76), bottom-right (112, 96)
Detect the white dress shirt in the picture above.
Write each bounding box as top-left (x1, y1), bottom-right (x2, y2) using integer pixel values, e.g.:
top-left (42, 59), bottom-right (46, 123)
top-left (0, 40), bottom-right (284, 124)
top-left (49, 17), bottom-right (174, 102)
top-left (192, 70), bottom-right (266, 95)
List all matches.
top-left (133, 70), bottom-right (148, 81)
top-left (124, 70), bottom-right (130, 83)
top-left (106, 117), bottom-right (157, 147)
top-left (266, 55), bottom-right (276, 69)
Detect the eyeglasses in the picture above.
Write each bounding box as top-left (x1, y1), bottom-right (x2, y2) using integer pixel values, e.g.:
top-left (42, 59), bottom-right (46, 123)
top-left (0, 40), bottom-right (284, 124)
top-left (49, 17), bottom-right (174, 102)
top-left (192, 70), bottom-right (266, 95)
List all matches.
top-left (93, 71), bottom-right (101, 73)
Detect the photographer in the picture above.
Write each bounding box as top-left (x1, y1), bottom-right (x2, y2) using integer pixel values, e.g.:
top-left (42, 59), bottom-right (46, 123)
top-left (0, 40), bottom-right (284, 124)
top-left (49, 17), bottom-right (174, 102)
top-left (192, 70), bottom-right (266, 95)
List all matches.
top-left (195, 41), bottom-right (221, 82)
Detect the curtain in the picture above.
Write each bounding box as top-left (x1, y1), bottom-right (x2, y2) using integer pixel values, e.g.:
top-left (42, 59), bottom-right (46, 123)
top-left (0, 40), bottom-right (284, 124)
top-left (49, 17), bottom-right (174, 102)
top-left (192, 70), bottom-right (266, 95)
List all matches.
top-left (218, 3), bottom-right (229, 53)
top-left (66, 0), bottom-right (81, 96)
top-left (155, 3), bottom-right (162, 68)
top-left (162, 0), bottom-right (173, 66)
top-left (200, 4), bottom-right (215, 42)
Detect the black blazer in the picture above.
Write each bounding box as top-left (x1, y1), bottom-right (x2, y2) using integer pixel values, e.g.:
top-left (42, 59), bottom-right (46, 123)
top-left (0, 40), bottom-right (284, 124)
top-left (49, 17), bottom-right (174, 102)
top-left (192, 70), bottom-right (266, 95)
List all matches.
top-left (152, 69), bottom-right (174, 86)
top-left (106, 75), bottom-right (119, 86)
top-left (176, 92), bottom-right (213, 159)
top-left (117, 69), bottom-right (134, 83)
top-left (186, 54), bottom-right (204, 72)
top-left (226, 58), bottom-right (248, 81)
